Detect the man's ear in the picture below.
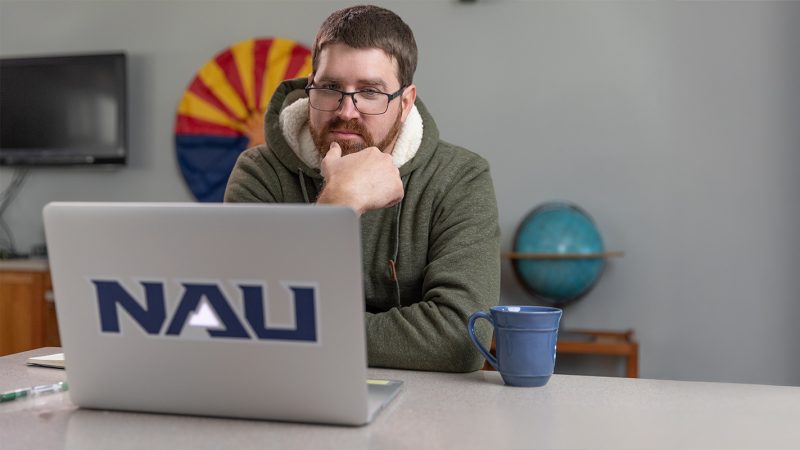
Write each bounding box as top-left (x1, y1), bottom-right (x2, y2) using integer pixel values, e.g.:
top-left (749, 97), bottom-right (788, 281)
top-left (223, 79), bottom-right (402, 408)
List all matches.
top-left (400, 84), bottom-right (417, 123)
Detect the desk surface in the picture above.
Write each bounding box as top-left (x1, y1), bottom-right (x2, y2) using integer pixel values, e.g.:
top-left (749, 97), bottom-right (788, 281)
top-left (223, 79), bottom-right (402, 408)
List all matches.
top-left (2, 348), bottom-right (799, 450)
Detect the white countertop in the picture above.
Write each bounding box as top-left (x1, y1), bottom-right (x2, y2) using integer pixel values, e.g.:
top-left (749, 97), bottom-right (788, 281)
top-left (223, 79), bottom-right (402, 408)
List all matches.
top-left (2, 347), bottom-right (799, 450)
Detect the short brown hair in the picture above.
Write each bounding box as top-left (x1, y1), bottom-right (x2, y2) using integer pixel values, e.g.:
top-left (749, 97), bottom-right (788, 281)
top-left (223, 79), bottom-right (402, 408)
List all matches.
top-left (312, 5), bottom-right (418, 87)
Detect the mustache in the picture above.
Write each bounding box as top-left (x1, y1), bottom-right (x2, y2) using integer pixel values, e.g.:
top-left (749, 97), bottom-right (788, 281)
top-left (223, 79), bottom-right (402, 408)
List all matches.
top-left (325, 118), bottom-right (367, 135)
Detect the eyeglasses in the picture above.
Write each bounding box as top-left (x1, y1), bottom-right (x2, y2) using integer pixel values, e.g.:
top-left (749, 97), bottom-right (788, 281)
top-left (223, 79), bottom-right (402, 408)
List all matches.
top-left (304, 85), bottom-right (406, 115)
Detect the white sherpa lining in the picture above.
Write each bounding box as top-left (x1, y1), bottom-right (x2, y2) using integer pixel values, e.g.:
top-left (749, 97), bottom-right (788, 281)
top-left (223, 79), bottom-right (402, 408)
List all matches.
top-left (278, 97), bottom-right (423, 170)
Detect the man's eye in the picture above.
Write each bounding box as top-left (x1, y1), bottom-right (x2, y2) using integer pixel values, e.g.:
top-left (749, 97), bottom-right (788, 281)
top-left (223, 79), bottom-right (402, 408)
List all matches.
top-left (359, 90), bottom-right (380, 98)
top-left (322, 85), bottom-right (339, 90)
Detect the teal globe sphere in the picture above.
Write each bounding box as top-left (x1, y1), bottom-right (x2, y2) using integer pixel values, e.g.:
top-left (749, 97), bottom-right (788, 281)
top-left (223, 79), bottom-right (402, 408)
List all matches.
top-left (512, 202), bottom-right (606, 306)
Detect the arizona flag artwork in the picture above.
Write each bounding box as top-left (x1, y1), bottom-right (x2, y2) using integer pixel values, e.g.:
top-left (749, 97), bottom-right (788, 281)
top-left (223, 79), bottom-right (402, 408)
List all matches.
top-left (175, 38), bottom-right (312, 202)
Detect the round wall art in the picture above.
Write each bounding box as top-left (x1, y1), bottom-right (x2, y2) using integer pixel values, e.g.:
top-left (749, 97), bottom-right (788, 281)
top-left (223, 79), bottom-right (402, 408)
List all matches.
top-left (175, 37), bottom-right (312, 201)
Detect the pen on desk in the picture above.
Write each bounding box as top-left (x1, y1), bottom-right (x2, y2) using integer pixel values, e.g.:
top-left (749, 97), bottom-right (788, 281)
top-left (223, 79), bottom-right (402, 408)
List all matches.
top-left (0, 381), bottom-right (69, 403)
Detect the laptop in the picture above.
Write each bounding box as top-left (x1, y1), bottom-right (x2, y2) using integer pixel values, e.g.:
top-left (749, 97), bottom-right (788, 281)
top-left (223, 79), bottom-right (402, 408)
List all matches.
top-left (43, 202), bottom-right (402, 426)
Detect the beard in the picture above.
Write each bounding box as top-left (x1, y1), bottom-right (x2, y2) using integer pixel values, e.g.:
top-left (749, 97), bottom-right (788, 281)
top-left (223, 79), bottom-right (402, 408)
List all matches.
top-left (310, 108), bottom-right (403, 158)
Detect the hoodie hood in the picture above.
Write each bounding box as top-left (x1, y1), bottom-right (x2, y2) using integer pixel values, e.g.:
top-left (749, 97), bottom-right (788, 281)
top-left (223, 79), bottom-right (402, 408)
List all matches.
top-left (264, 78), bottom-right (440, 180)
top-left (279, 98), bottom-right (423, 171)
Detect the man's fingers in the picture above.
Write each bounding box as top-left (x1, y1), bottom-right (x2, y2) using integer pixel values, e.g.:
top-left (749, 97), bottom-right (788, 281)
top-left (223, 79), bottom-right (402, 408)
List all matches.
top-left (326, 142), bottom-right (342, 159)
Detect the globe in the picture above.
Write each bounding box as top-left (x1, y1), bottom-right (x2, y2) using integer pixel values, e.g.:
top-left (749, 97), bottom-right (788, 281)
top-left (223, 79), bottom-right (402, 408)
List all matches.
top-left (511, 202), bottom-right (606, 306)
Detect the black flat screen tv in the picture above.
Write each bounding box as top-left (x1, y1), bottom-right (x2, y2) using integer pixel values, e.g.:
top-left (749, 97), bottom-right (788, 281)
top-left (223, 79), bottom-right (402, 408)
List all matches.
top-left (0, 52), bottom-right (127, 166)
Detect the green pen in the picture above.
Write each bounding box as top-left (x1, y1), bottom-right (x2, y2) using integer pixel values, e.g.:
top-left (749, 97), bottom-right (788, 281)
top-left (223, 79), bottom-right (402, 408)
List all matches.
top-left (0, 381), bottom-right (69, 403)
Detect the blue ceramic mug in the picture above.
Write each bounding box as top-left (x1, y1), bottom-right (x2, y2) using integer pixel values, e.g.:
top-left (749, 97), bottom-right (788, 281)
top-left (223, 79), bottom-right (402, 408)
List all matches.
top-left (468, 305), bottom-right (562, 387)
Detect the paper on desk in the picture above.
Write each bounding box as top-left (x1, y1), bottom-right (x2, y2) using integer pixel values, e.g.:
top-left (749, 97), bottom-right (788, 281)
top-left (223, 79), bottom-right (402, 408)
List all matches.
top-left (26, 353), bottom-right (65, 369)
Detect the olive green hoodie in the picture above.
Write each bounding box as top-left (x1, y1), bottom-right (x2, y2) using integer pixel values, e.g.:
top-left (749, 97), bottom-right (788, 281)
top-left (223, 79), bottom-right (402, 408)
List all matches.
top-left (225, 78), bottom-right (499, 372)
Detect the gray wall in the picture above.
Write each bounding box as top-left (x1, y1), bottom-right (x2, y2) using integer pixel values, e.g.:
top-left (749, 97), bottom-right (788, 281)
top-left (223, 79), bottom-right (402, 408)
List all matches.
top-left (2, 1), bottom-right (799, 386)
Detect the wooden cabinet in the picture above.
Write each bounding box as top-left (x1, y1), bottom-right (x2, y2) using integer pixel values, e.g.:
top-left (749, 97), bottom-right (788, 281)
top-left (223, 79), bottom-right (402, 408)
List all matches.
top-left (0, 261), bottom-right (59, 356)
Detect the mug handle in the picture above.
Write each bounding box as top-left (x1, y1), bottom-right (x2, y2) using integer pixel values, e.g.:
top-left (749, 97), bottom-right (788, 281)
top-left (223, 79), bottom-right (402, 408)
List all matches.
top-left (468, 311), bottom-right (498, 370)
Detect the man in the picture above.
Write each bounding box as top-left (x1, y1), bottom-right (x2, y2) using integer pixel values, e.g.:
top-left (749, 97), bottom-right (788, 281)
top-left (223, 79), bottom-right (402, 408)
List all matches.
top-left (225, 5), bottom-right (499, 372)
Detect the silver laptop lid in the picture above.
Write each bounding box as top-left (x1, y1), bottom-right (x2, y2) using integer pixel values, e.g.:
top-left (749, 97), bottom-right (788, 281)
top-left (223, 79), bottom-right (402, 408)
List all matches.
top-left (44, 202), bottom-right (370, 425)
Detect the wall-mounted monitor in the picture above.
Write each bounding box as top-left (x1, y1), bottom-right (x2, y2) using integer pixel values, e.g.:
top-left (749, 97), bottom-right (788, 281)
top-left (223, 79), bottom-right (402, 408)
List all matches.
top-left (0, 52), bottom-right (127, 166)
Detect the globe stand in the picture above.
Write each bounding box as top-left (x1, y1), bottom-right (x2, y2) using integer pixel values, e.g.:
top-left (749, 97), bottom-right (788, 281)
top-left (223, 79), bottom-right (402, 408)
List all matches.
top-left (493, 202), bottom-right (637, 376)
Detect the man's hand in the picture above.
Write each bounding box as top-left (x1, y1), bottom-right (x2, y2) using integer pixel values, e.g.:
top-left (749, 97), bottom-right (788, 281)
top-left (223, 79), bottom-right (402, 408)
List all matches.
top-left (317, 142), bottom-right (404, 215)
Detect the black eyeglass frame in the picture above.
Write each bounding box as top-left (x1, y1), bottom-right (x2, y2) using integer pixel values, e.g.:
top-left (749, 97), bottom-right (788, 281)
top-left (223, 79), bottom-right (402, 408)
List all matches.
top-left (304, 85), bottom-right (407, 115)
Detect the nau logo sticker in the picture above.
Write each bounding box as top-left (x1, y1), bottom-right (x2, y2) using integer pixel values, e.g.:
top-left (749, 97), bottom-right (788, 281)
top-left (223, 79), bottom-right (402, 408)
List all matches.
top-left (91, 280), bottom-right (318, 342)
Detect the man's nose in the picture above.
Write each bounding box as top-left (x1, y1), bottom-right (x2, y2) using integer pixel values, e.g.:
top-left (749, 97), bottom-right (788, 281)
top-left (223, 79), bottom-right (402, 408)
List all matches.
top-left (336, 94), bottom-right (361, 121)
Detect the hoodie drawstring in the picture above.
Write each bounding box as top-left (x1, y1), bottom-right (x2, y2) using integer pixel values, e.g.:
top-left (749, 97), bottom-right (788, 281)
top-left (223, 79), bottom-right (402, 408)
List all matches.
top-left (298, 169), bottom-right (311, 203)
top-left (389, 176), bottom-right (408, 307)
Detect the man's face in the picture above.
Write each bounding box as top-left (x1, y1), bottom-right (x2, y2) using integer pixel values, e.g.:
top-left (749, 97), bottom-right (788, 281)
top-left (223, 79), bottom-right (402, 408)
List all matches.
top-left (308, 43), bottom-right (416, 157)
